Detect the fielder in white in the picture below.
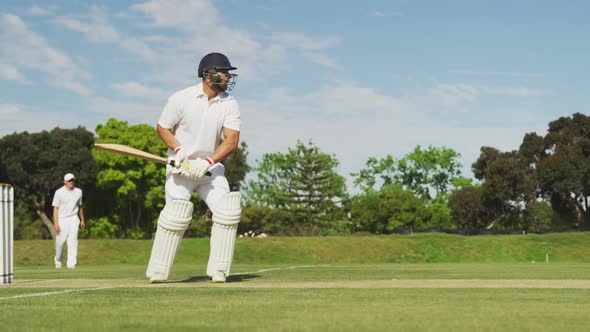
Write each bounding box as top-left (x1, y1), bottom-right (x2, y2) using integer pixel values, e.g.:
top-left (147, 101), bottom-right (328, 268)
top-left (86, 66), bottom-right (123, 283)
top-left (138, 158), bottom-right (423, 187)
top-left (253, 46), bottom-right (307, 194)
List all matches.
top-left (52, 173), bottom-right (85, 269)
top-left (146, 52), bottom-right (242, 283)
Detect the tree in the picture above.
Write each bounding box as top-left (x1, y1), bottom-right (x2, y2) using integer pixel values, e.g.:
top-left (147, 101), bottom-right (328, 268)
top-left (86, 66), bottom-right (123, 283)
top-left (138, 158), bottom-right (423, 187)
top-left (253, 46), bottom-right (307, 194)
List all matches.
top-left (448, 185), bottom-right (490, 229)
top-left (523, 201), bottom-right (553, 232)
top-left (223, 141), bottom-right (250, 191)
top-left (349, 183), bottom-right (430, 234)
top-left (472, 148), bottom-right (537, 229)
top-left (0, 127), bottom-right (97, 239)
top-left (464, 113), bottom-right (590, 230)
top-left (353, 145), bottom-right (470, 200)
top-left (535, 113), bottom-right (590, 227)
top-left (92, 118), bottom-right (168, 238)
top-left (245, 140), bottom-right (347, 228)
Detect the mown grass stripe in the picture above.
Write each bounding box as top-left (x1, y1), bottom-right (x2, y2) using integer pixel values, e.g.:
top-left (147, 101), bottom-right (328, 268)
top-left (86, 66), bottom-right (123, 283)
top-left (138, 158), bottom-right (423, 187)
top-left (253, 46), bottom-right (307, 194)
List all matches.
top-left (0, 287), bottom-right (112, 300)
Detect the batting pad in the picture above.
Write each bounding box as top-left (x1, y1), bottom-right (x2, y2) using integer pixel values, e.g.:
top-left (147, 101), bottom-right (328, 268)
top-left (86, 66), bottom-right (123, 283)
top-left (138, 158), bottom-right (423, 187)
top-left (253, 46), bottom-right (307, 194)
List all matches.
top-left (146, 199), bottom-right (193, 281)
top-left (207, 192), bottom-right (242, 278)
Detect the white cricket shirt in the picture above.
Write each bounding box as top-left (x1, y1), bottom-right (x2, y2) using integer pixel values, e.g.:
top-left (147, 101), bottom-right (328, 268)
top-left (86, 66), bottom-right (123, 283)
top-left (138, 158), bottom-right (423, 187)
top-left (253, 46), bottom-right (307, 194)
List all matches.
top-left (52, 187), bottom-right (83, 218)
top-left (158, 83), bottom-right (241, 159)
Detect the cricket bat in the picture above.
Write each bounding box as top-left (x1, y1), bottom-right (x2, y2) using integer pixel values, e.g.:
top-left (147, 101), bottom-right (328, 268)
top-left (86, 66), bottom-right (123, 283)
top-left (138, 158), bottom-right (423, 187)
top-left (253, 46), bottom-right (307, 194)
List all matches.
top-left (94, 143), bottom-right (212, 176)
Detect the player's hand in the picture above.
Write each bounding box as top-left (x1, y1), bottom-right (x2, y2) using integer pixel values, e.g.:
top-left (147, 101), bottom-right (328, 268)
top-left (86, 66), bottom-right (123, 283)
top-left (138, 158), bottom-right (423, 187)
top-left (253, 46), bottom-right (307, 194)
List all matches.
top-left (54, 224), bottom-right (60, 233)
top-left (188, 157), bottom-right (214, 179)
top-left (170, 164), bottom-right (191, 177)
top-left (80, 220), bottom-right (85, 230)
top-left (172, 147), bottom-right (188, 168)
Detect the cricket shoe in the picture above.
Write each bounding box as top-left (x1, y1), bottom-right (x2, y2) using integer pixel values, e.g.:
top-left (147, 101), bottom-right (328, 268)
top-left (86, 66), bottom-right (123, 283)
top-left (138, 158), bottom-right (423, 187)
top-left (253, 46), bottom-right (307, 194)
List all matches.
top-left (149, 277), bottom-right (165, 284)
top-left (211, 271), bottom-right (227, 283)
top-left (148, 272), bottom-right (166, 284)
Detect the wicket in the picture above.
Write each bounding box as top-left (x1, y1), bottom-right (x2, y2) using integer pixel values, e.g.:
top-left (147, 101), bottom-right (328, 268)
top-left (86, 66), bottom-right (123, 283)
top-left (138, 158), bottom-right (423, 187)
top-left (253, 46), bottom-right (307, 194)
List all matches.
top-left (1, 184), bottom-right (13, 284)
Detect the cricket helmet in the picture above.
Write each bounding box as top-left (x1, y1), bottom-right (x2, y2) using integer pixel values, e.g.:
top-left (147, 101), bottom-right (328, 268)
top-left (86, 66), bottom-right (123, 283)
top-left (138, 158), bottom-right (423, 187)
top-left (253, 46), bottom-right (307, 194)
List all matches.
top-left (198, 52), bottom-right (237, 78)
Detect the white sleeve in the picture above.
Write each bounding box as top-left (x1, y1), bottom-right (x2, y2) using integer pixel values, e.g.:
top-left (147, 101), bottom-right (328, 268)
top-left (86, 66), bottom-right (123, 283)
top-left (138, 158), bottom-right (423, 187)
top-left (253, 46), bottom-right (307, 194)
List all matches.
top-left (158, 98), bottom-right (182, 129)
top-left (51, 190), bottom-right (60, 207)
top-left (223, 101), bottom-right (241, 131)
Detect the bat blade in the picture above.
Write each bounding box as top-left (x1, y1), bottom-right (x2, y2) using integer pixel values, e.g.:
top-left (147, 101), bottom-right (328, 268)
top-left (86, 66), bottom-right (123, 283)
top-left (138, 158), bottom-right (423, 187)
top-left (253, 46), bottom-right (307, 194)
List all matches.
top-left (94, 143), bottom-right (167, 165)
top-left (94, 143), bottom-right (211, 176)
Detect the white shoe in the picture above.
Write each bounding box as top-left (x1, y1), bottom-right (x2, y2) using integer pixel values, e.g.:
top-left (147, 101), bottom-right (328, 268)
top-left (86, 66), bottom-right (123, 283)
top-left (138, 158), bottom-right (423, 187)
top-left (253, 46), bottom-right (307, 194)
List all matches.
top-left (148, 272), bottom-right (166, 284)
top-left (149, 277), bottom-right (165, 284)
top-left (55, 264), bottom-right (62, 269)
top-left (67, 266), bottom-right (76, 269)
top-left (211, 271), bottom-right (227, 283)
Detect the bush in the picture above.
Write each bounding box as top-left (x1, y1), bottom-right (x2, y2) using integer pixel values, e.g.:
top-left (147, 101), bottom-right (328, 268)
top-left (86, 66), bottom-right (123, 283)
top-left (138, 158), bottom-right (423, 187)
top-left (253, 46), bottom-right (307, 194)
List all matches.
top-left (318, 220), bottom-right (352, 235)
top-left (524, 201), bottom-right (553, 232)
top-left (185, 216), bottom-right (209, 238)
top-left (79, 217), bottom-right (120, 239)
top-left (14, 218), bottom-right (50, 240)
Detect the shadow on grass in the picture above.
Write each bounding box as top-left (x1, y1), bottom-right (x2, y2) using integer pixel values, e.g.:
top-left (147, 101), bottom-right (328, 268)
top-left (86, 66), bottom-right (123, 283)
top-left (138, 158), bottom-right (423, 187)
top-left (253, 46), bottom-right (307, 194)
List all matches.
top-left (174, 274), bottom-right (260, 284)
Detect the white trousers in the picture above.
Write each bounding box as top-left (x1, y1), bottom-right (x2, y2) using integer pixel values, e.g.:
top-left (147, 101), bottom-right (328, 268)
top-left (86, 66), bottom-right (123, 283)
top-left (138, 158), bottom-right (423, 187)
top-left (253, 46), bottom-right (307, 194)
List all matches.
top-left (165, 163), bottom-right (230, 210)
top-left (54, 215), bottom-right (80, 268)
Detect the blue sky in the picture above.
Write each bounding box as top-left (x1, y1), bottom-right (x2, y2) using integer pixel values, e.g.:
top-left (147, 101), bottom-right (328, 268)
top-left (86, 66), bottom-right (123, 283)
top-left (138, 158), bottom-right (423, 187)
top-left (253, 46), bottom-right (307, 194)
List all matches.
top-left (1, 0), bottom-right (588, 188)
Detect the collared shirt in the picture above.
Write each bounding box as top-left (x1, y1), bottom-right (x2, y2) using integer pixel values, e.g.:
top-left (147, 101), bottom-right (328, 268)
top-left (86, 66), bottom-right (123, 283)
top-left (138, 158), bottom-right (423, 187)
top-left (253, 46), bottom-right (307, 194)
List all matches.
top-left (52, 187), bottom-right (83, 218)
top-left (158, 83), bottom-right (241, 159)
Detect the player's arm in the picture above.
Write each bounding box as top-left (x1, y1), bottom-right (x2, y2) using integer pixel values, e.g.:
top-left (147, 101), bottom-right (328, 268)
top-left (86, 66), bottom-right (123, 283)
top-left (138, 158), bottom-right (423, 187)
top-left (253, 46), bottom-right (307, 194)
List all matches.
top-left (53, 207), bottom-right (60, 232)
top-left (209, 128), bottom-right (240, 163)
top-left (79, 207), bottom-right (85, 230)
top-left (156, 124), bottom-right (180, 150)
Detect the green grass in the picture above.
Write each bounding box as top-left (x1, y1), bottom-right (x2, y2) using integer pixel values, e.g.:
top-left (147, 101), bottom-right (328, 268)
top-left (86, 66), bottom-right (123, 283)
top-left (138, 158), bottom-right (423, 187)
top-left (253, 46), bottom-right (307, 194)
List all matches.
top-left (2, 287), bottom-right (589, 332)
top-left (3, 233), bottom-right (590, 331)
top-left (14, 232), bottom-right (590, 266)
top-left (12, 263), bottom-right (590, 281)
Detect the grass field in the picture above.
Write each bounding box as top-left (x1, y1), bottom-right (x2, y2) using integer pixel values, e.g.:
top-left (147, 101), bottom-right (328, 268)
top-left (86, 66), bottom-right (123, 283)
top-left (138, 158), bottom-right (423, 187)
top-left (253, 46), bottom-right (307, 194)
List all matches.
top-left (2, 233), bottom-right (590, 331)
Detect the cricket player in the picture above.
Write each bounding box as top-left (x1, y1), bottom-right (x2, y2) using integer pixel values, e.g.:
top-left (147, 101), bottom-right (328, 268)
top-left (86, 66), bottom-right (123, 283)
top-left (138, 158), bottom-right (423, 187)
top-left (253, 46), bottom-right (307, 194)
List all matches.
top-left (146, 52), bottom-right (242, 283)
top-left (52, 173), bottom-right (85, 269)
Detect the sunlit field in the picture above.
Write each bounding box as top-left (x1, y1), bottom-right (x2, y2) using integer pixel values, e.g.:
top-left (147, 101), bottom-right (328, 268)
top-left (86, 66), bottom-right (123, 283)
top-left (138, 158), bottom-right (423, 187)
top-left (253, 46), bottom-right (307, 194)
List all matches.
top-left (2, 235), bottom-right (590, 331)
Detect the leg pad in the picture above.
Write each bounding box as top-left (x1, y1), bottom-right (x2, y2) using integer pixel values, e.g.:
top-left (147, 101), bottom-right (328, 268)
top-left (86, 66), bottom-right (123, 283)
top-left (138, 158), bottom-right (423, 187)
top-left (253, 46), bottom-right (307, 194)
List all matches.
top-left (207, 192), bottom-right (242, 280)
top-left (146, 200), bottom-right (193, 281)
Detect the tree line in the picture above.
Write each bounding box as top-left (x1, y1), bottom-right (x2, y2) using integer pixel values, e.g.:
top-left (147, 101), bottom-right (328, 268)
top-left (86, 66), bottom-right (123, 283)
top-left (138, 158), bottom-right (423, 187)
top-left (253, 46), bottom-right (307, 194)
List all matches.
top-left (1, 114), bottom-right (588, 239)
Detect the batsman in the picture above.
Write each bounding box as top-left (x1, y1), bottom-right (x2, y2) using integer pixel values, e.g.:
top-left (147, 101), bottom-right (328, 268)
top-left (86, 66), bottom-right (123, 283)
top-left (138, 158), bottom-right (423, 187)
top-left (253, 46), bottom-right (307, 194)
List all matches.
top-left (146, 52), bottom-right (242, 283)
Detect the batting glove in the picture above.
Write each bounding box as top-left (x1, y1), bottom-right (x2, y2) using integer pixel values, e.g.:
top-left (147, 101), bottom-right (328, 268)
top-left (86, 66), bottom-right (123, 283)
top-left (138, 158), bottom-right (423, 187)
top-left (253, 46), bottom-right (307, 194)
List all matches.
top-left (172, 146), bottom-right (188, 168)
top-left (169, 163), bottom-right (190, 177)
top-left (188, 157), bottom-right (214, 179)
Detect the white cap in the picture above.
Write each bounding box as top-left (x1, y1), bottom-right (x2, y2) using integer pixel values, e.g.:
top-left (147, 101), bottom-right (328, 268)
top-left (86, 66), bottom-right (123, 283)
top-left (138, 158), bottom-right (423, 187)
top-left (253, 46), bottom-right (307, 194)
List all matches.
top-left (64, 173), bottom-right (75, 181)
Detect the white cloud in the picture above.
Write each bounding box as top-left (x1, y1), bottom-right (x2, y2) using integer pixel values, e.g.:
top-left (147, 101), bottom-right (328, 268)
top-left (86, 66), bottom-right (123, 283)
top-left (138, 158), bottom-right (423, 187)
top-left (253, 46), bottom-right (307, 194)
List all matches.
top-left (28, 5), bottom-right (52, 17)
top-left (52, 79), bottom-right (91, 95)
top-left (430, 83), bottom-right (545, 110)
top-left (132, 0), bottom-right (218, 28)
top-left (0, 63), bottom-right (30, 83)
top-left (86, 97), bottom-right (161, 125)
top-left (0, 14), bottom-right (90, 94)
top-left (52, 7), bottom-right (158, 62)
top-left (268, 32), bottom-right (341, 70)
top-left (372, 11), bottom-right (404, 17)
top-left (131, 0), bottom-right (338, 80)
top-left (127, 0), bottom-right (279, 85)
top-left (111, 82), bottom-right (170, 101)
top-left (452, 70), bottom-right (545, 78)
top-left (0, 104), bottom-right (83, 136)
top-left (302, 52), bottom-right (340, 69)
top-left (269, 32), bottom-right (342, 51)
top-left (0, 103), bottom-right (21, 115)
top-left (478, 85), bottom-right (545, 97)
top-left (239, 80), bottom-right (549, 187)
